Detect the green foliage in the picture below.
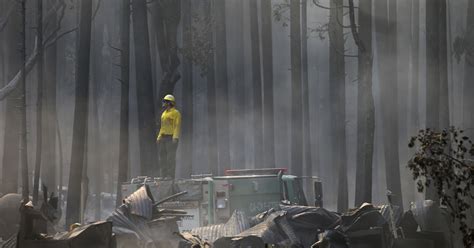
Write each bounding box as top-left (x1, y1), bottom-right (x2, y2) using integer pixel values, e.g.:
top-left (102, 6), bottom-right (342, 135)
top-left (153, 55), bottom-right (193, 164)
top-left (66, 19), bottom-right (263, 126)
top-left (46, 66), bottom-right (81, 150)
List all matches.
top-left (408, 127), bottom-right (474, 247)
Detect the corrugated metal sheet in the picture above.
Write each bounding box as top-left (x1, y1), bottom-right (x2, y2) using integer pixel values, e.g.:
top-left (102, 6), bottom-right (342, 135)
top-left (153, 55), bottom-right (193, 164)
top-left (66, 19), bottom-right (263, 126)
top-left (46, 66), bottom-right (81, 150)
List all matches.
top-left (1, 235), bottom-right (16, 248)
top-left (188, 210), bottom-right (250, 243)
top-left (124, 185), bottom-right (153, 220)
top-left (106, 185), bottom-right (157, 246)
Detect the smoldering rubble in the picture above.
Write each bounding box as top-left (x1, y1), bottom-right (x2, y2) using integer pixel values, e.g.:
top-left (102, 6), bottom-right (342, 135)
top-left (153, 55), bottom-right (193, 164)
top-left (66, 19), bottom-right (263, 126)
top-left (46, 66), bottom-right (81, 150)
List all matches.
top-left (0, 184), bottom-right (457, 248)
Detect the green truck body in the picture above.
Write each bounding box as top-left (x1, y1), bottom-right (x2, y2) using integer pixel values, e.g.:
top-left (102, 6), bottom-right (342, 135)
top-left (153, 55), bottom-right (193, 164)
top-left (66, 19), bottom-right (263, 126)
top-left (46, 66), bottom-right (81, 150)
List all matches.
top-left (121, 169), bottom-right (320, 231)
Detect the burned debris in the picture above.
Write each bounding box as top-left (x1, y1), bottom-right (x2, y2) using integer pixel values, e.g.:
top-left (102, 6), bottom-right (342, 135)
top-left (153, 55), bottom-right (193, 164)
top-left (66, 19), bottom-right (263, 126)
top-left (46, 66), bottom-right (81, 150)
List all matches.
top-left (0, 173), bottom-right (465, 248)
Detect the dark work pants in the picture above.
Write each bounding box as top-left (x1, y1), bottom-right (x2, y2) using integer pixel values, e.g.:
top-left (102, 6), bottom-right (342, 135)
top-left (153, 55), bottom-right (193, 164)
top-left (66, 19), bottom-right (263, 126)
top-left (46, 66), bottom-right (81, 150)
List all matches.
top-left (158, 135), bottom-right (178, 178)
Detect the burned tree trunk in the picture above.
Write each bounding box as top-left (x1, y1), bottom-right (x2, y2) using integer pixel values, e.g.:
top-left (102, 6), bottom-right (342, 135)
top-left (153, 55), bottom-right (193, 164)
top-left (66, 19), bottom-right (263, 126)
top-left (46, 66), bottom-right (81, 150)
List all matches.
top-left (42, 0), bottom-right (59, 195)
top-left (33, 0), bottom-right (44, 204)
top-left (1, 0), bottom-right (21, 194)
top-left (301, 0), bottom-right (313, 190)
top-left (329, 0), bottom-right (348, 212)
top-left (132, 0), bottom-right (157, 176)
top-left (426, 0), bottom-right (449, 136)
top-left (374, 0), bottom-right (403, 208)
top-left (205, 0), bottom-right (218, 175)
top-left (353, 0), bottom-right (374, 206)
top-left (116, 0), bottom-right (130, 207)
top-left (382, 0), bottom-right (403, 209)
top-left (425, 0), bottom-right (449, 200)
top-left (229, 0), bottom-right (245, 169)
top-left (154, 0), bottom-right (181, 100)
top-left (409, 0), bottom-right (420, 135)
top-left (463, 0), bottom-right (474, 137)
top-left (66, 0), bottom-right (93, 226)
top-left (19, 0), bottom-right (29, 200)
top-left (214, 0), bottom-right (230, 175)
top-left (180, 0), bottom-right (193, 177)
top-left (250, 0), bottom-right (263, 169)
top-left (290, 0), bottom-right (303, 177)
top-left (261, 0), bottom-right (275, 168)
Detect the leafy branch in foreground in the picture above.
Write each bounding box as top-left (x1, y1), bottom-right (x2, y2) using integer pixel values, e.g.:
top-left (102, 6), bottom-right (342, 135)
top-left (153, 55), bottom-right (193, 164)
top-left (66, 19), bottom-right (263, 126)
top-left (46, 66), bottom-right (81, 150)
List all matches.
top-left (408, 127), bottom-right (474, 247)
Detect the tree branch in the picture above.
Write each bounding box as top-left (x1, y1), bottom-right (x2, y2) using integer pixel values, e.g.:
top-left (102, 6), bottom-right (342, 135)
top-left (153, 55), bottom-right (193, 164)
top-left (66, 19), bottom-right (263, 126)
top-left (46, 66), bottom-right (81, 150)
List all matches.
top-left (92, 0), bottom-right (102, 21)
top-left (348, 0), bottom-right (365, 52)
top-left (0, 0), bottom-right (15, 33)
top-left (0, 25), bottom-right (76, 101)
top-left (312, 0), bottom-right (358, 10)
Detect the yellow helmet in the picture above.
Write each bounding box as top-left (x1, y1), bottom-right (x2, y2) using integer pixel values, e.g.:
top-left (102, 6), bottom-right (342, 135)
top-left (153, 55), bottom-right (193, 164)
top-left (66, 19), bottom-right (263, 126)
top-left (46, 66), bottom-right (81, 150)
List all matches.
top-left (163, 94), bottom-right (175, 102)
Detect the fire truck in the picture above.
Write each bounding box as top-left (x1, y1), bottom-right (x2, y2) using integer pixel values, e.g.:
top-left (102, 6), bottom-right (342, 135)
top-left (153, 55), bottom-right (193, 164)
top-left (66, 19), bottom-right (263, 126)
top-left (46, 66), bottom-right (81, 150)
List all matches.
top-left (121, 168), bottom-right (322, 232)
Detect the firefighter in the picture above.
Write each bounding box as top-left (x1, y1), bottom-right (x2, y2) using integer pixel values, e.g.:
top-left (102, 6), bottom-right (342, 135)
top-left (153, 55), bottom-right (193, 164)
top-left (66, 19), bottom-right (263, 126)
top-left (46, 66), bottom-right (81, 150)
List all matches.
top-left (157, 94), bottom-right (181, 178)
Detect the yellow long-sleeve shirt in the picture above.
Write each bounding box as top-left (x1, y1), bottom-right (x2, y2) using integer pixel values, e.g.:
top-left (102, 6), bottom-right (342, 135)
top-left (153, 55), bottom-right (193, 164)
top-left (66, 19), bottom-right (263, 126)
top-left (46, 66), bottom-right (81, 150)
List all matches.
top-left (157, 107), bottom-right (181, 141)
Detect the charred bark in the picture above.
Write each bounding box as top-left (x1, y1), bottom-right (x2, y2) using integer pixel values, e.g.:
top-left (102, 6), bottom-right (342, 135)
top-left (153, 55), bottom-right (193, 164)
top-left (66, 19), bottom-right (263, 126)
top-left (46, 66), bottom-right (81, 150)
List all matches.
top-left (66, 0), bottom-right (93, 226)
top-left (463, 0), bottom-right (474, 137)
top-left (214, 0), bottom-right (230, 175)
top-left (180, 0), bottom-right (193, 177)
top-left (33, 0), bottom-right (44, 205)
top-left (354, 0), bottom-right (374, 207)
top-left (261, 0), bottom-right (275, 168)
top-left (290, 0), bottom-right (303, 177)
top-left (42, 0), bottom-right (58, 195)
top-left (206, 0), bottom-right (218, 175)
top-left (329, 0), bottom-right (348, 212)
top-left (383, 0), bottom-right (403, 209)
top-left (374, 0), bottom-right (403, 208)
top-left (1, 0), bottom-right (21, 194)
top-left (19, 0), bottom-right (29, 201)
top-left (132, 0), bottom-right (157, 176)
top-left (154, 0), bottom-right (181, 100)
top-left (425, 0), bottom-right (449, 200)
top-left (250, 0), bottom-right (263, 169)
top-left (116, 0), bottom-right (130, 207)
top-left (302, 0), bottom-right (315, 199)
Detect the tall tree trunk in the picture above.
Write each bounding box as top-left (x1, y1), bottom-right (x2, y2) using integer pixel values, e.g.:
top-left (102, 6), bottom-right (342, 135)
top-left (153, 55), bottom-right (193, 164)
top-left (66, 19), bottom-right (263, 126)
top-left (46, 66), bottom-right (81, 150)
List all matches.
top-left (132, 0), bottom-right (157, 176)
top-left (250, 0), bottom-right (263, 169)
top-left (329, 0), bottom-right (348, 212)
top-left (410, 0), bottom-right (419, 136)
top-left (463, 0), bottom-right (474, 137)
top-left (33, 0), bottom-right (44, 204)
top-left (2, 1), bottom-right (21, 194)
top-left (42, 0), bottom-right (58, 195)
top-left (290, 0), bottom-right (303, 177)
top-left (425, 0), bottom-right (441, 133)
top-left (214, 0), bottom-right (230, 175)
top-left (261, 0), bottom-right (275, 168)
top-left (116, 0), bottom-right (130, 207)
top-left (66, 0), bottom-right (92, 226)
top-left (438, 0), bottom-right (449, 130)
top-left (398, 0), bottom-right (415, 208)
top-left (206, 0), bottom-right (218, 175)
top-left (425, 0), bottom-right (448, 200)
top-left (301, 0), bottom-right (314, 200)
top-left (154, 1), bottom-right (181, 100)
top-left (180, 0), bottom-right (193, 177)
top-left (229, 0), bottom-right (245, 169)
top-left (354, 0), bottom-right (374, 207)
top-left (20, 0), bottom-right (29, 201)
top-left (382, 0), bottom-right (403, 209)
top-left (91, 54), bottom-right (101, 220)
top-left (374, 0), bottom-right (403, 208)
top-left (90, 12), bottom-right (108, 221)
